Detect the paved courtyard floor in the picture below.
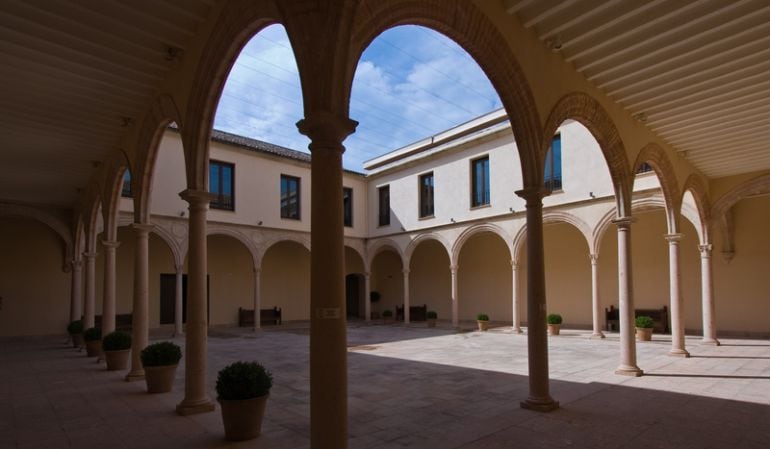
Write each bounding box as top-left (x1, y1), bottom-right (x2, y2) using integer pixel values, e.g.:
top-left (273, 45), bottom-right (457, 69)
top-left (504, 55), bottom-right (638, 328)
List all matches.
top-left (1, 322), bottom-right (769, 449)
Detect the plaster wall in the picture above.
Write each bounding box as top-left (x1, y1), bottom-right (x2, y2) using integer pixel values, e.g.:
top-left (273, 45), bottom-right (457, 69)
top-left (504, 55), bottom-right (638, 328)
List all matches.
top-left (370, 251), bottom-right (404, 316)
top-left (457, 233), bottom-right (512, 322)
top-left (260, 241), bottom-right (310, 322)
top-left (408, 240), bottom-right (452, 321)
top-left (206, 235), bottom-right (254, 326)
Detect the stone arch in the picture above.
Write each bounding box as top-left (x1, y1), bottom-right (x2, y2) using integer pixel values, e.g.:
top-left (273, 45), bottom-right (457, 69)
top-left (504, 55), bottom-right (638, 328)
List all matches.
top-left (513, 211), bottom-right (592, 262)
top-left (632, 143), bottom-right (681, 233)
top-left (348, 0), bottom-right (542, 186)
top-left (710, 172), bottom-right (770, 257)
top-left (451, 223), bottom-right (512, 266)
top-left (542, 92), bottom-right (632, 216)
top-left (681, 173), bottom-right (711, 245)
top-left (0, 203), bottom-right (74, 270)
top-left (404, 233), bottom-right (452, 267)
top-left (147, 224), bottom-right (184, 268)
top-left (258, 234), bottom-right (311, 267)
top-left (100, 162), bottom-right (129, 242)
top-left (366, 238), bottom-right (406, 271)
top-left (206, 227), bottom-right (259, 269)
top-left (83, 192), bottom-right (102, 252)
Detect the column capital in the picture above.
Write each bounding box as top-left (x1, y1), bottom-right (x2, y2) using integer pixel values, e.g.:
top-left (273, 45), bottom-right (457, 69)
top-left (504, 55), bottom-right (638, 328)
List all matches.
top-left (402, 268), bottom-right (410, 276)
top-left (664, 233), bottom-right (684, 243)
top-left (449, 264), bottom-right (459, 272)
top-left (511, 260), bottom-right (518, 270)
top-left (179, 189), bottom-right (216, 209)
top-left (175, 264), bottom-right (184, 273)
top-left (71, 259), bottom-right (83, 269)
top-left (698, 244), bottom-right (713, 255)
top-left (253, 266), bottom-right (262, 275)
top-left (589, 254), bottom-right (599, 264)
top-left (101, 240), bottom-right (121, 249)
top-left (83, 251), bottom-right (98, 260)
top-left (131, 222), bottom-right (155, 235)
top-left (612, 216), bottom-right (635, 229)
top-left (296, 111), bottom-right (358, 148)
top-left (515, 187), bottom-right (548, 205)
top-left (364, 272), bottom-right (371, 279)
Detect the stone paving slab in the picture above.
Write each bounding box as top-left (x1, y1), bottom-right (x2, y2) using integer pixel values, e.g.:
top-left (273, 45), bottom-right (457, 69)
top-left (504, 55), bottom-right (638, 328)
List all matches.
top-left (1, 324), bottom-right (769, 448)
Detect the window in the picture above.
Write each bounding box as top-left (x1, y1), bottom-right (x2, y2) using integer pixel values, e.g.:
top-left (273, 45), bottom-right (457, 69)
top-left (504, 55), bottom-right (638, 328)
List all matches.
top-left (121, 170), bottom-right (132, 198)
top-left (419, 172), bottom-right (434, 218)
top-left (378, 185), bottom-right (390, 227)
top-left (636, 162), bottom-right (653, 174)
top-left (343, 187), bottom-right (353, 227)
top-left (209, 160), bottom-right (234, 210)
top-left (544, 134), bottom-right (562, 191)
top-left (280, 174), bottom-right (301, 219)
top-left (471, 156), bottom-right (490, 207)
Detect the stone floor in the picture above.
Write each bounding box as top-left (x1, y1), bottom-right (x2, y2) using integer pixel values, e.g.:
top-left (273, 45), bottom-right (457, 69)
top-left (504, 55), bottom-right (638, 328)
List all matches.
top-left (2, 322), bottom-right (769, 449)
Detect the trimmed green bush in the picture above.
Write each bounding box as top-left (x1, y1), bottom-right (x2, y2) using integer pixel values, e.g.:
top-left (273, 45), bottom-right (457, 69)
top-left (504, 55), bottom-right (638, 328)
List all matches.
top-left (476, 313), bottom-right (489, 321)
top-left (426, 311), bottom-right (438, 319)
top-left (216, 361), bottom-right (273, 400)
top-left (635, 316), bottom-right (654, 329)
top-left (83, 327), bottom-right (101, 341)
top-left (67, 319), bottom-right (84, 335)
top-left (546, 314), bottom-right (563, 325)
top-left (382, 309), bottom-right (393, 317)
top-left (102, 331), bottom-right (132, 351)
top-left (141, 341), bottom-right (182, 367)
top-left (370, 291), bottom-right (381, 302)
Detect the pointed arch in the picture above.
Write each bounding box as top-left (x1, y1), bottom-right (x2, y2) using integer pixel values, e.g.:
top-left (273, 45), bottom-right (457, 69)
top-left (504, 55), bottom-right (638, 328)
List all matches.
top-left (681, 173), bottom-right (711, 245)
top-left (632, 143), bottom-right (681, 234)
top-left (150, 224), bottom-right (184, 268)
top-left (451, 223), bottom-right (512, 266)
top-left (404, 233), bottom-right (451, 267)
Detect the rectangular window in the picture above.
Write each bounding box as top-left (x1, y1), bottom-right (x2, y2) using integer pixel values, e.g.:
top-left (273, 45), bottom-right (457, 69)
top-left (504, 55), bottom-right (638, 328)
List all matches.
top-left (544, 134), bottom-right (562, 191)
top-left (121, 170), bottom-right (132, 198)
top-left (280, 174), bottom-right (301, 220)
top-left (343, 187), bottom-right (353, 227)
top-left (209, 160), bottom-right (234, 210)
top-left (378, 185), bottom-right (390, 227)
top-left (419, 172), bottom-right (434, 218)
top-left (471, 156), bottom-right (490, 207)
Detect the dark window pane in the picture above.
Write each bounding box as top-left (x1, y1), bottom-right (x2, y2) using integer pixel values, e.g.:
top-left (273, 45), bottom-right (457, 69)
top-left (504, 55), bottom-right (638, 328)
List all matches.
top-left (343, 187), bottom-right (353, 227)
top-left (545, 135), bottom-right (562, 191)
top-left (419, 173), bottom-right (434, 218)
top-left (471, 157), bottom-right (489, 207)
top-left (280, 175), bottom-right (300, 220)
top-left (121, 170), bottom-right (132, 198)
top-left (210, 160), bottom-right (234, 210)
top-left (378, 186), bottom-right (390, 226)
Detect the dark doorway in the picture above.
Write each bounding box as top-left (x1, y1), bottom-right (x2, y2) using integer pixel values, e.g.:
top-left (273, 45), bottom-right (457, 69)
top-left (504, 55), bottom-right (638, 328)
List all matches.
top-left (345, 274), bottom-right (360, 318)
top-left (160, 274), bottom-right (209, 325)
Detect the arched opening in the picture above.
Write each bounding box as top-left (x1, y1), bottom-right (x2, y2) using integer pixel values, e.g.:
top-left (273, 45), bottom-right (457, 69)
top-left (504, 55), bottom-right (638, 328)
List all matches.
top-left (345, 246), bottom-right (366, 319)
top-left (457, 232), bottom-right (511, 325)
top-left (369, 248), bottom-right (404, 319)
top-left (261, 240), bottom-right (310, 322)
top-left (204, 234), bottom-right (255, 326)
top-left (408, 239), bottom-right (451, 322)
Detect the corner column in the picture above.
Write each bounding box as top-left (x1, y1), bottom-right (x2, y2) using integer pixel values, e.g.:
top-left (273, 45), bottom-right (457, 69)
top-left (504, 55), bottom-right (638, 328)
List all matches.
top-left (450, 264), bottom-right (459, 328)
top-left (176, 189), bottom-right (216, 415)
top-left (666, 233), bottom-right (689, 357)
top-left (511, 261), bottom-right (522, 333)
top-left (174, 264), bottom-right (184, 336)
top-left (126, 224), bottom-right (153, 381)
top-left (70, 259), bottom-right (83, 322)
top-left (253, 266), bottom-right (262, 331)
top-left (297, 112), bottom-right (357, 449)
top-left (402, 268), bottom-right (410, 324)
top-left (589, 254), bottom-right (605, 339)
top-left (83, 251), bottom-right (97, 329)
top-left (364, 272), bottom-right (371, 322)
top-left (516, 187), bottom-right (558, 412)
top-left (699, 244), bottom-right (720, 346)
top-left (101, 240), bottom-right (121, 335)
top-left (614, 218), bottom-right (642, 376)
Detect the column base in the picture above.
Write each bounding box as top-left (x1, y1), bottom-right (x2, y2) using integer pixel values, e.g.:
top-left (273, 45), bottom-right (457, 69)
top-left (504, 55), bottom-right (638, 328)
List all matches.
top-left (615, 365), bottom-right (643, 377)
top-left (701, 338), bottom-right (721, 346)
top-left (510, 327), bottom-right (523, 334)
top-left (176, 398), bottom-right (216, 416)
top-left (520, 397), bottom-right (559, 412)
top-left (125, 371), bottom-right (145, 382)
top-left (668, 349), bottom-right (691, 358)
top-left (589, 332), bottom-right (606, 340)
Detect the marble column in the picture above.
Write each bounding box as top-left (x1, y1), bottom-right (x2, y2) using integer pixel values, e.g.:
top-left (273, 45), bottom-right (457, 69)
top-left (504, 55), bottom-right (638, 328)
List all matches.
top-left (174, 264), bottom-right (184, 336)
top-left (297, 112), bottom-right (357, 449)
top-left (101, 240), bottom-right (120, 335)
top-left (511, 261), bottom-right (522, 333)
top-left (364, 272), bottom-right (371, 322)
top-left (450, 264), bottom-right (459, 328)
top-left (403, 268), bottom-right (410, 324)
top-left (666, 233), bottom-right (689, 357)
top-left (176, 190), bottom-right (216, 415)
top-left (70, 259), bottom-right (83, 322)
top-left (126, 224), bottom-right (153, 381)
top-left (253, 266), bottom-right (262, 331)
top-left (83, 251), bottom-right (97, 329)
top-left (589, 254), bottom-right (605, 339)
top-left (614, 218), bottom-right (642, 376)
top-left (516, 187), bottom-right (558, 412)
top-left (699, 244), bottom-right (720, 346)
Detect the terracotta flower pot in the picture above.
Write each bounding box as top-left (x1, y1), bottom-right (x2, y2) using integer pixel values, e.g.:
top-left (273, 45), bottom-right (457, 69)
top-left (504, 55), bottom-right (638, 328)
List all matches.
top-left (219, 395), bottom-right (269, 441)
top-left (85, 339), bottom-right (102, 357)
top-left (477, 320), bottom-right (489, 331)
top-left (104, 349), bottom-right (130, 371)
top-left (143, 364), bottom-right (178, 393)
top-left (72, 333), bottom-right (84, 348)
top-left (547, 324), bottom-right (561, 336)
top-left (636, 327), bottom-right (653, 341)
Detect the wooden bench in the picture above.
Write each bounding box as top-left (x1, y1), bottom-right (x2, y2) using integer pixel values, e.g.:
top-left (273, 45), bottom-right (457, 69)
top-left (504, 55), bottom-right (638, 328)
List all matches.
top-left (605, 305), bottom-right (669, 334)
top-left (94, 313), bottom-right (133, 331)
top-left (395, 304), bottom-right (427, 322)
top-left (238, 307), bottom-right (282, 327)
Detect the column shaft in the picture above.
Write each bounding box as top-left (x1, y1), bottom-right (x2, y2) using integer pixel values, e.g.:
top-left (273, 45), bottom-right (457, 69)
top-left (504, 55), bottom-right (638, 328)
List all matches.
top-left (126, 225), bottom-right (151, 381)
top-left (615, 218), bottom-right (642, 376)
top-left (101, 240), bottom-right (120, 335)
top-left (700, 244), bottom-right (720, 345)
top-left (175, 265), bottom-right (184, 336)
top-left (70, 259), bottom-right (83, 322)
top-left (511, 261), bottom-right (522, 333)
top-left (666, 234), bottom-right (689, 357)
top-left (403, 269), bottom-right (410, 324)
top-left (590, 254), bottom-right (605, 339)
top-left (450, 265), bottom-right (458, 327)
top-left (364, 273), bottom-right (371, 322)
top-left (253, 267), bottom-right (261, 331)
top-left (83, 252), bottom-right (97, 329)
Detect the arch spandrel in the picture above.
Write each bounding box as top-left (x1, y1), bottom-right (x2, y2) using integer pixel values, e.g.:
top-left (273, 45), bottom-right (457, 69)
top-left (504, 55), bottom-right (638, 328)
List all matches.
top-left (512, 211), bottom-right (593, 262)
top-left (681, 173), bottom-right (712, 244)
top-left (366, 238), bottom-right (406, 271)
top-left (257, 234), bottom-right (311, 268)
top-left (206, 226), bottom-right (260, 269)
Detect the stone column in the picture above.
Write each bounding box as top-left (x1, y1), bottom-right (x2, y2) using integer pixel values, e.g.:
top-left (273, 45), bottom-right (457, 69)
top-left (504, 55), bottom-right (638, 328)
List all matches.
top-left (174, 264), bottom-right (184, 336)
top-left (297, 112), bottom-right (357, 449)
top-left (253, 266), bottom-right (261, 331)
top-left (176, 190), bottom-right (216, 415)
top-left (589, 254), bottom-right (605, 339)
top-left (70, 259), bottom-right (83, 322)
top-left (699, 244), bottom-right (720, 346)
top-left (364, 272), bottom-right (371, 322)
top-left (511, 261), bottom-right (522, 333)
top-left (666, 233), bottom-right (689, 357)
top-left (614, 218), bottom-right (642, 376)
top-left (126, 224), bottom-right (153, 381)
top-left (516, 188), bottom-right (558, 412)
top-left (402, 268), bottom-right (410, 324)
top-left (101, 240), bottom-right (120, 335)
top-left (83, 251), bottom-right (97, 329)
top-left (450, 264), bottom-right (459, 328)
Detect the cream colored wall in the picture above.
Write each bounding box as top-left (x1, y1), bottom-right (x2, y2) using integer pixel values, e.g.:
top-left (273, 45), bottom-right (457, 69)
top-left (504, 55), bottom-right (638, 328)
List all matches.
top-left (207, 235), bottom-right (254, 326)
top-left (260, 241), bottom-right (310, 322)
top-left (457, 233), bottom-right (512, 322)
top-left (370, 250), bottom-right (404, 316)
top-left (408, 240), bottom-right (452, 320)
top-left (0, 219), bottom-right (70, 337)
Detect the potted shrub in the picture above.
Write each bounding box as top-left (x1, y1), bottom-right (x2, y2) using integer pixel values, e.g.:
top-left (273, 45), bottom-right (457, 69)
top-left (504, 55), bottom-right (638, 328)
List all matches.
top-left (426, 310), bottom-right (438, 328)
top-left (83, 327), bottom-right (102, 357)
top-left (369, 291), bottom-right (381, 303)
top-left (141, 341), bottom-right (182, 393)
top-left (102, 331), bottom-right (132, 371)
top-left (67, 319), bottom-right (84, 348)
top-left (635, 316), bottom-right (654, 341)
top-left (477, 313), bottom-right (490, 331)
top-left (217, 361), bottom-right (273, 441)
top-left (382, 309), bottom-right (393, 323)
top-left (547, 314), bottom-right (563, 336)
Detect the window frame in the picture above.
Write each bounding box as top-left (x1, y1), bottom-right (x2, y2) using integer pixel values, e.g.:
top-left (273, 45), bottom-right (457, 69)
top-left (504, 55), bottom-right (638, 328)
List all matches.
top-left (470, 156), bottom-right (490, 208)
top-left (121, 170), bottom-right (133, 198)
top-left (209, 160), bottom-right (235, 211)
top-left (343, 187), bottom-right (353, 228)
top-left (378, 185), bottom-right (390, 227)
top-left (280, 174), bottom-right (301, 220)
top-left (544, 134), bottom-right (563, 192)
top-left (418, 172), bottom-right (435, 219)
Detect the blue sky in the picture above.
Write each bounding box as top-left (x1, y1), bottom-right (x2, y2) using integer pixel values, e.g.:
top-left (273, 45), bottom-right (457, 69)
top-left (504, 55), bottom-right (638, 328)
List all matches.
top-left (214, 25), bottom-right (502, 172)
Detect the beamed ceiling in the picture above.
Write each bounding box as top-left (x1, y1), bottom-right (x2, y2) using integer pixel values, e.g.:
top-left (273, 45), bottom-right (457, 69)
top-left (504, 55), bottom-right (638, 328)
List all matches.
top-left (0, 0), bottom-right (768, 210)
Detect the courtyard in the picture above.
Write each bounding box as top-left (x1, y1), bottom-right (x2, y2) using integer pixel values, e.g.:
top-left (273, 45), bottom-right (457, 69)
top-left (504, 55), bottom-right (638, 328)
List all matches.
top-left (2, 323), bottom-right (769, 449)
